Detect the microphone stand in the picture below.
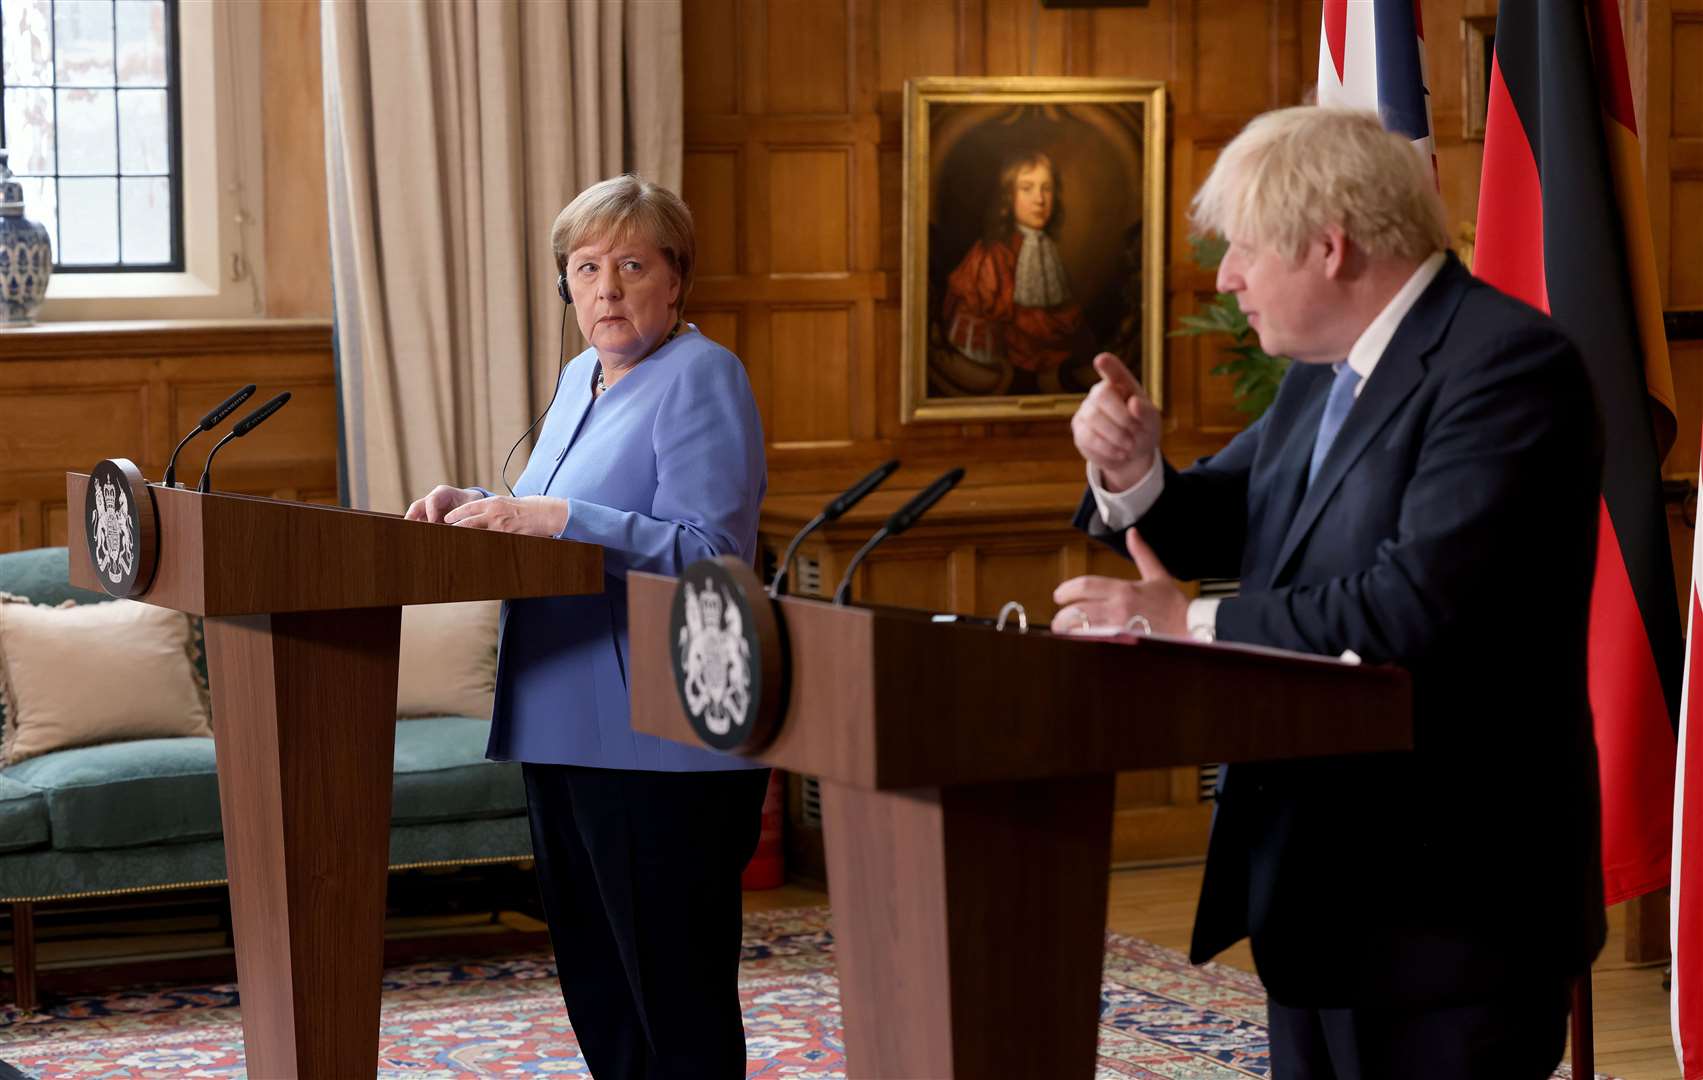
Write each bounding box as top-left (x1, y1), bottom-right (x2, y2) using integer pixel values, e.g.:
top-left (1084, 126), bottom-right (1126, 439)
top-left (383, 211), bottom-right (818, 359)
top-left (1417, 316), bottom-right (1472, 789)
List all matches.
top-left (831, 467), bottom-right (964, 605)
top-left (769, 459), bottom-right (900, 597)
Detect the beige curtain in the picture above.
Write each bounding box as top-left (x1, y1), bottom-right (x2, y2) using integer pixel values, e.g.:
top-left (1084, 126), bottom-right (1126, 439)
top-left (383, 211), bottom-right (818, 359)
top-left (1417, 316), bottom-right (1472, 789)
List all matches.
top-left (322, 0), bottom-right (683, 512)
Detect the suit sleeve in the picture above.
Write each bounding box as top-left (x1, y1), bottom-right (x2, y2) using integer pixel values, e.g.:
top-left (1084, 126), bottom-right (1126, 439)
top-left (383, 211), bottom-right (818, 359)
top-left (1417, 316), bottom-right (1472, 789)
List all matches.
top-left (1073, 407), bottom-right (1269, 581)
top-left (1216, 328), bottom-right (1599, 663)
top-left (558, 349), bottom-right (767, 579)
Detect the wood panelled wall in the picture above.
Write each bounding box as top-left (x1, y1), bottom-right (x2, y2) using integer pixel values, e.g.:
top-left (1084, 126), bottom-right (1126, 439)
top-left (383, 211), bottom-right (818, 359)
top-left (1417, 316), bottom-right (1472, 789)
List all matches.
top-left (0, 323), bottom-right (338, 556)
top-left (684, 0), bottom-right (1702, 867)
top-left (1651, 0), bottom-right (1703, 491)
top-left (0, 3), bottom-right (335, 558)
top-left (681, 0), bottom-right (1497, 499)
top-left (681, 0), bottom-right (1702, 491)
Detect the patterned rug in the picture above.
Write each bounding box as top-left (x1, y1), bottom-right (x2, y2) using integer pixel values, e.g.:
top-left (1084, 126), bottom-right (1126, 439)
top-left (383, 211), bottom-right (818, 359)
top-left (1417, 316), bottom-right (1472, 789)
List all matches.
top-left (0, 907), bottom-right (1615, 1078)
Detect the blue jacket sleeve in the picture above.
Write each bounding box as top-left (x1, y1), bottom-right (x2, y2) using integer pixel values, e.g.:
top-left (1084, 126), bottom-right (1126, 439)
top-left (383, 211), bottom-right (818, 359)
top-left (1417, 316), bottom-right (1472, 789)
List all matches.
top-left (557, 348), bottom-right (767, 578)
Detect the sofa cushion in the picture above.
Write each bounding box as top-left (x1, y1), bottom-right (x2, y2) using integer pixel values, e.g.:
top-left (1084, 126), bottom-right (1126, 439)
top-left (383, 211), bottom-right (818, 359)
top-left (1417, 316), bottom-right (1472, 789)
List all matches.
top-left (0, 774), bottom-right (48, 854)
top-left (0, 548), bottom-right (105, 610)
top-left (398, 601), bottom-right (499, 720)
top-left (0, 548), bottom-right (109, 736)
top-left (392, 716), bottom-right (525, 824)
top-left (3, 737), bottom-right (221, 851)
top-left (0, 547), bottom-right (209, 711)
top-left (0, 597), bottom-right (213, 765)
top-left (0, 720), bottom-right (520, 854)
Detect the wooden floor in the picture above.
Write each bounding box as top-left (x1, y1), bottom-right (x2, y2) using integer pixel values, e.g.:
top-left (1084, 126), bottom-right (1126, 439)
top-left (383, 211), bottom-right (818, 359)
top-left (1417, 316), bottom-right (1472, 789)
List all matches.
top-left (748, 861), bottom-right (1681, 1080)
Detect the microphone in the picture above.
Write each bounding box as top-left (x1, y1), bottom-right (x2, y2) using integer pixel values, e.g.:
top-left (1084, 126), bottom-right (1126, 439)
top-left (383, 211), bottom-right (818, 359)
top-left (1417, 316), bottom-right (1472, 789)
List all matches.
top-left (197, 392), bottom-right (291, 493)
top-left (768, 459), bottom-right (899, 597)
top-left (162, 384), bottom-right (256, 488)
top-left (831, 467), bottom-right (965, 605)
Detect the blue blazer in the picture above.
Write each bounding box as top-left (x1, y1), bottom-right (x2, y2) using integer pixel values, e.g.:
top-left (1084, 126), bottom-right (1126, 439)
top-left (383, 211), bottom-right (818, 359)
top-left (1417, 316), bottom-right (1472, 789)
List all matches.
top-left (486, 329), bottom-right (767, 772)
top-left (1077, 256), bottom-right (1607, 1006)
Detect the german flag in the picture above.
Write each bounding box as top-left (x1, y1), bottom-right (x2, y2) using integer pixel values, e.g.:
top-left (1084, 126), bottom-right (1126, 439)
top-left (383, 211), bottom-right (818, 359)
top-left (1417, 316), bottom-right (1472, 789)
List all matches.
top-left (1474, 0), bottom-right (1681, 907)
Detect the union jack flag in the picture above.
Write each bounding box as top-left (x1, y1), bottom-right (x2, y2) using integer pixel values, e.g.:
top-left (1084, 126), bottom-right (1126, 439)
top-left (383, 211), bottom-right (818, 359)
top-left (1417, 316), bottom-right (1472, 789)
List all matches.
top-left (1316, 0), bottom-right (1437, 173)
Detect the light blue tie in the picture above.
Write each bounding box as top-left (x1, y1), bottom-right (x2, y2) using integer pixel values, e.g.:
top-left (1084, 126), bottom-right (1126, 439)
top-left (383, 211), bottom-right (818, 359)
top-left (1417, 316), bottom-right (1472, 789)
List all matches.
top-left (1308, 362), bottom-right (1361, 485)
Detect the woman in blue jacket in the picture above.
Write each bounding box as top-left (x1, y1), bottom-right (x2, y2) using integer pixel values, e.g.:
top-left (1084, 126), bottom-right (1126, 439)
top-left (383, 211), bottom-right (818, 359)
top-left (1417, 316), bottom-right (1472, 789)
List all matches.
top-left (406, 175), bottom-right (768, 1080)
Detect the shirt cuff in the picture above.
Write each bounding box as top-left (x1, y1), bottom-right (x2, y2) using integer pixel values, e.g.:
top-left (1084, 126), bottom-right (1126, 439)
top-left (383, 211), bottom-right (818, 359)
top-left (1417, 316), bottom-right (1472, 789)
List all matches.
top-left (1186, 597), bottom-right (1220, 643)
top-left (1088, 456), bottom-right (1163, 531)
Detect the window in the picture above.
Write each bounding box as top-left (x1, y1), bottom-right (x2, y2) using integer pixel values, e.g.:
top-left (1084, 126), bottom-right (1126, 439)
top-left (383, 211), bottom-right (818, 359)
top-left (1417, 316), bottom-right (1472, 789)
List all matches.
top-left (1, 0), bottom-right (181, 273)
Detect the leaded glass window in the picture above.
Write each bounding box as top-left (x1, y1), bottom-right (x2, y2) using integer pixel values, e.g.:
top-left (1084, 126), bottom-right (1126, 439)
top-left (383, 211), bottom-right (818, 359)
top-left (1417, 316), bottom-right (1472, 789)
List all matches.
top-left (1, 0), bottom-right (181, 271)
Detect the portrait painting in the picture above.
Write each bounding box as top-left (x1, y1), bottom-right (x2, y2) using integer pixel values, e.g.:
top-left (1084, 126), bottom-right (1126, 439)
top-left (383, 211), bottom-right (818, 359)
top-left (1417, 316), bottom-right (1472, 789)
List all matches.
top-left (901, 77), bottom-right (1167, 423)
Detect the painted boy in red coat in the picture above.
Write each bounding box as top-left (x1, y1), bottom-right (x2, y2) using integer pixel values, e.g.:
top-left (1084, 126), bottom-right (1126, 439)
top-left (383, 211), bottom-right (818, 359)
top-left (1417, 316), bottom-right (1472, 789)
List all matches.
top-left (941, 150), bottom-right (1087, 389)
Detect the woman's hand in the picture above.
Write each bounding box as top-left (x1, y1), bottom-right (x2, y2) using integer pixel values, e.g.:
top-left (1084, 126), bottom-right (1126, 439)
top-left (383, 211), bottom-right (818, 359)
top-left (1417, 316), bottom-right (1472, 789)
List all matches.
top-left (444, 495), bottom-right (570, 538)
top-left (405, 485), bottom-right (481, 523)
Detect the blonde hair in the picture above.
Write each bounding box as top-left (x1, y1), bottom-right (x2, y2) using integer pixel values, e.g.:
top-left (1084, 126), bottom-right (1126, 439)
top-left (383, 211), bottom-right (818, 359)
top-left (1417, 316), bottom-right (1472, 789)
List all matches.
top-left (1190, 106), bottom-right (1447, 263)
top-left (551, 174), bottom-right (696, 314)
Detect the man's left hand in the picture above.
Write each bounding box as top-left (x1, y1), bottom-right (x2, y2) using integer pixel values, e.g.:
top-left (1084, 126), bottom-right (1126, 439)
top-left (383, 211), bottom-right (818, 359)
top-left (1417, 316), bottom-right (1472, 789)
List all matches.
top-left (1051, 528), bottom-right (1187, 635)
top-left (443, 495), bottom-right (569, 538)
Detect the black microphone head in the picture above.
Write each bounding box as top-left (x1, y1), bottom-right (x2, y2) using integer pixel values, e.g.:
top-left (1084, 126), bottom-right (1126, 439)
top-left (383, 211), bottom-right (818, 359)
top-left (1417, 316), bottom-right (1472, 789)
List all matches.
top-left (823, 459), bottom-right (900, 521)
top-left (885, 467), bottom-right (964, 536)
top-left (232, 392), bottom-right (291, 437)
top-left (199, 384), bottom-right (256, 431)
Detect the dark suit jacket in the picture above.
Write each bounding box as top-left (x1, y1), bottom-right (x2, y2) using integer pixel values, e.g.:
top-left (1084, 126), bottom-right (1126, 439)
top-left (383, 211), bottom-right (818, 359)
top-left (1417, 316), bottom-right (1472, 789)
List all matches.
top-left (1076, 255), bottom-right (1608, 1007)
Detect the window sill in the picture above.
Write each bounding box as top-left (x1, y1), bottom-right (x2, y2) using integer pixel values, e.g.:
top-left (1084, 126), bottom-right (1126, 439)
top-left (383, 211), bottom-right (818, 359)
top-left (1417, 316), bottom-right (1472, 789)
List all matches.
top-left (35, 266), bottom-right (262, 322)
top-left (0, 317), bottom-right (331, 361)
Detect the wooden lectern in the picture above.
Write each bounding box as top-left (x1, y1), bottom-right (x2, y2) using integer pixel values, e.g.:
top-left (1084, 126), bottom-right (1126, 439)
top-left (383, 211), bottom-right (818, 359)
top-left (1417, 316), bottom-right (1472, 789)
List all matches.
top-left (66, 473), bottom-right (603, 1078)
top-left (628, 571), bottom-right (1411, 1078)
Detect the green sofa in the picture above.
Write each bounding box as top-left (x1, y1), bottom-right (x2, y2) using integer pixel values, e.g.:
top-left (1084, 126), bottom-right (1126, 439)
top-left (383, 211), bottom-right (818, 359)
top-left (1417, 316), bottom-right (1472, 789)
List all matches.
top-left (0, 547), bottom-right (533, 1011)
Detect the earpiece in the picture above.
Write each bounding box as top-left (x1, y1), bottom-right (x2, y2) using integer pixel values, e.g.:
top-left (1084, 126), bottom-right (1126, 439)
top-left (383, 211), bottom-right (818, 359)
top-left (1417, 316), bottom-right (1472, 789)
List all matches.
top-left (557, 273), bottom-right (571, 304)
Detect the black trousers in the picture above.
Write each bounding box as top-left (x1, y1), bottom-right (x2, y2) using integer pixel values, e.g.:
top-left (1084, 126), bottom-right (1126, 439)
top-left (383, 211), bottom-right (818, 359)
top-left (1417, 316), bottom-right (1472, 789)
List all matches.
top-left (1267, 981), bottom-right (1571, 1080)
top-left (522, 763), bottom-right (771, 1080)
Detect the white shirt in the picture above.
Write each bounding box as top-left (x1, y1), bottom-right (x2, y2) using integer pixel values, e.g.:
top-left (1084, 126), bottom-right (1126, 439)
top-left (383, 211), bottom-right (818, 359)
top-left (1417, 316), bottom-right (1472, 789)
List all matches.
top-left (1087, 251), bottom-right (1447, 639)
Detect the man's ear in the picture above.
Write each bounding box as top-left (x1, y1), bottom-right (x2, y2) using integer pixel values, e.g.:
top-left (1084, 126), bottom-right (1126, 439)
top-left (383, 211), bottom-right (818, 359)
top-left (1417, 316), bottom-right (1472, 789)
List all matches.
top-left (1320, 224), bottom-right (1353, 280)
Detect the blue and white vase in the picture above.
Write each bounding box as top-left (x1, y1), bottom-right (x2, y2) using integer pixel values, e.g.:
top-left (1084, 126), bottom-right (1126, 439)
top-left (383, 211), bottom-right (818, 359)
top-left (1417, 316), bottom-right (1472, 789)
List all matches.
top-left (0, 150), bottom-right (52, 326)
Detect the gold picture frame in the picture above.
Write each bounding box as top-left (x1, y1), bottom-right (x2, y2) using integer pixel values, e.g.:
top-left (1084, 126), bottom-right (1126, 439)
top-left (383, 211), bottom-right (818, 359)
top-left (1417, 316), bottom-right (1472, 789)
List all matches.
top-left (900, 77), bottom-right (1167, 424)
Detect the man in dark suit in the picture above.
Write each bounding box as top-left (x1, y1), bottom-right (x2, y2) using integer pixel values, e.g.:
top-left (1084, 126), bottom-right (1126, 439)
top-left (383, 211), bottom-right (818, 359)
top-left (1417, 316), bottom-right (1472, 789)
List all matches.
top-left (1052, 106), bottom-right (1606, 1079)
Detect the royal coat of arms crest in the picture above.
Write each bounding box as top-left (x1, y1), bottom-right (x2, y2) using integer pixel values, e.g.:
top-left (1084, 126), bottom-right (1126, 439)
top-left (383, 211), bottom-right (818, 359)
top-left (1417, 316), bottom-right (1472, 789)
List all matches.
top-left (677, 579), bottom-right (752, 736)
top-left (90, 474), bottom-right (136, 585)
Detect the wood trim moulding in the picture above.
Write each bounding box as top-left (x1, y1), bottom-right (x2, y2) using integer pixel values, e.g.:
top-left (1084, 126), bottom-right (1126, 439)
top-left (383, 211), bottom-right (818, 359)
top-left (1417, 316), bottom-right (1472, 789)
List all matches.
top-left (761, 480), bottom-right (1089, 535)
top-left (0, 319), bottom-right (333, 362)
top-left (693, 271), bottom-right (892, 305)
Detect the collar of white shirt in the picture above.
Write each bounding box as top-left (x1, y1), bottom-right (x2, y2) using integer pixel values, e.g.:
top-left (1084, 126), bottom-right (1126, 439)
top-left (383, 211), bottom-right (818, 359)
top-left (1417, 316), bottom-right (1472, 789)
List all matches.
top-left (1343, 250), bottom-right (1447, 397)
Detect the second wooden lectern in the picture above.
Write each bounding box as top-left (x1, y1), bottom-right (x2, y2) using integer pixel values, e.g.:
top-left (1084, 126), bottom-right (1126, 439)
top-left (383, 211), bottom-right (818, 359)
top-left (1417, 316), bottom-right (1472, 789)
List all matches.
top-left (628, 570), bottom-right (1411, 1078)
top-left (67, 472), bottom-right (603, 1078)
